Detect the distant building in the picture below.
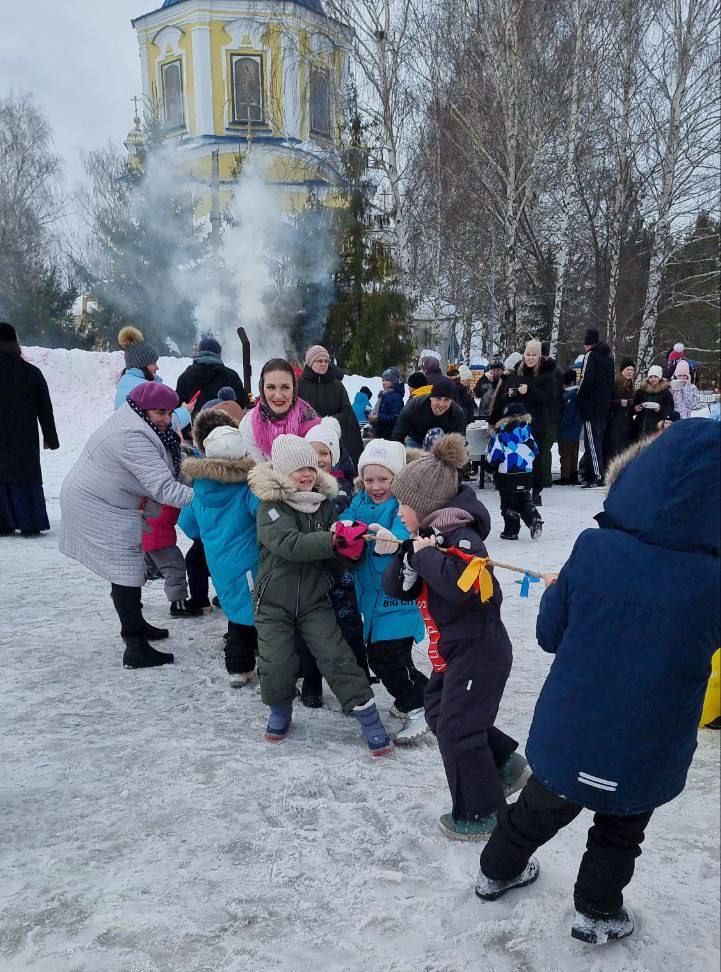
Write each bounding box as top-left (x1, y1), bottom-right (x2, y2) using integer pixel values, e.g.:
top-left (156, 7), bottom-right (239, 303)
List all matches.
top-left (129, 0), bottom-right (352, 210)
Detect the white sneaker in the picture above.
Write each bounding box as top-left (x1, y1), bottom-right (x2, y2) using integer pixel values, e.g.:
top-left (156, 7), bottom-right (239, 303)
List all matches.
top-left (394, 707), bottom-right (429, 744)
top-left (229, 672), bottom-right (254, 688)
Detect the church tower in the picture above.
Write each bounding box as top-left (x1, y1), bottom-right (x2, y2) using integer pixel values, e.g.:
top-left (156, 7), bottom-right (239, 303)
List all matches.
top-left (130, 0), bottom-right (352, 210)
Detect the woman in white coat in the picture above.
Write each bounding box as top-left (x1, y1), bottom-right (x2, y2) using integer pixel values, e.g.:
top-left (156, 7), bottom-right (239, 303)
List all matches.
top-left (60, 382), bottom-right (193, 669)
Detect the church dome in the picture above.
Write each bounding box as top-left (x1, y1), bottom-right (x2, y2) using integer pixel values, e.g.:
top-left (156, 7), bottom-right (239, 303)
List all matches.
top-left (161, 0), bottom-right (327, 13)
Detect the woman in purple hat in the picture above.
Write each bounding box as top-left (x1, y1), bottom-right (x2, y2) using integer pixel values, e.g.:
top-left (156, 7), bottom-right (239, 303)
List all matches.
top-left (59, 382), bottom-right (193, 669)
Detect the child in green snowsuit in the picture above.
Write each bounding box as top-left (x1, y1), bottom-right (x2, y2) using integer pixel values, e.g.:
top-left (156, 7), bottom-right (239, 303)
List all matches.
top-left (248, 434), bottom-right (394, 756)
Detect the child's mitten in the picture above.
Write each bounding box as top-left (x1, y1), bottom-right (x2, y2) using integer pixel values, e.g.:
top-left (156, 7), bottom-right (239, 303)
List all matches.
top-left (333, 520), bottom-right (367, 560)
top-left (368, 523), bottom-right (398, 556)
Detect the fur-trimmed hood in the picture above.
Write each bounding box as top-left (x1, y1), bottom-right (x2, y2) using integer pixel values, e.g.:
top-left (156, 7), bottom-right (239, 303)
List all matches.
top-left (192, 408), bottom-right (239, 450)
top-left (182, 455), bottom-right (255, 485)
top-left (638, 377), bottom-right (670, 395)
top-left (248, 463), bottom-right (338, 503)
top-left (496, 412), bottom-right (532, 431)
top-left (604, 437), bottom-right (654, 490)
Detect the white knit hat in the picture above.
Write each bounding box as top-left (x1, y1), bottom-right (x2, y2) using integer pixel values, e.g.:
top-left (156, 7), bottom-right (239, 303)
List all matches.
top-left (305, 420), bottom-right (340, 466)
top-left (271, 434), bottom-right (319, 477)
top-left (418, 348), bottom-right (441, 366)
top-left (648, 365), bottom-right (664, 379)
top-left (458, 364), bottom-right (473, 381)
top-left (673, 342), bottom-right (685, 353)
top-left (319, 415), bottom-right (342, 439)
top-left (203, 425), bottom-right (248, 459)
top-left (358, 439), bottom-right (407, 478)
top-left (504, 351), bottom-right (523, 371)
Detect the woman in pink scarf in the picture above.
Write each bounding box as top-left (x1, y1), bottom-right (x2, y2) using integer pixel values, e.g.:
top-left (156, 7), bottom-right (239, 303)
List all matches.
top-left (239, 358), bottom-right (320, 461)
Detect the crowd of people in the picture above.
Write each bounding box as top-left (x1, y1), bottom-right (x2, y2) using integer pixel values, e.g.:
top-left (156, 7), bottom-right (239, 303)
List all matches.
top-left (2, 319), bottom-right (720, 947)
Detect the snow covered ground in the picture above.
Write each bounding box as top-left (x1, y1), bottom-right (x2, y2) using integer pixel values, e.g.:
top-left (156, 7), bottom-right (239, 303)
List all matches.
top-left (1, 350), bottom-right (719, 972)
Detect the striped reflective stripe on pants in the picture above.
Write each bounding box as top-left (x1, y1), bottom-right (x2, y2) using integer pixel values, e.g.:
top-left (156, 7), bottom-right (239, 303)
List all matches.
top-left (585, 422), bottom-right (601, 478)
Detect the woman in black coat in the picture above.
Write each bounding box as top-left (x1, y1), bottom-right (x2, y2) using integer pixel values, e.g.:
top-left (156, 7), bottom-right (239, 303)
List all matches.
top-left (297, 344), bottom-right (363, 465)
top-left (0, 323), bottom-right (59, 535)
top-left (632, 366), bottom-right (675, 439)
top-left (604, 358), bottom-right (637, 462)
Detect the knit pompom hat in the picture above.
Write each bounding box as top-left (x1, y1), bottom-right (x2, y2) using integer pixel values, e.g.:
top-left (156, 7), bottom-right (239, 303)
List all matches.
top-left (358, 438), bottom-right (407, 478)
top-left (271, 434), bottom-right (319, 477)
top-left (305, 420), bottom-right (341, 466)
top-left (524, 339), bottom-right (542, 358)
top-left (118, 326), bottom-right (159, 371)
top-left (128, 381), bottom-right (178, 411)
top-left (203, 425), bottom-right (248, 459)
top-left (648, 365), bottom-right (664, 379)
top-left (504, 351), bottom-right (523, 371)
top-left (305, 345), bottom-right (329, 368)
top-left (392, 434), bottom-right (468, 522)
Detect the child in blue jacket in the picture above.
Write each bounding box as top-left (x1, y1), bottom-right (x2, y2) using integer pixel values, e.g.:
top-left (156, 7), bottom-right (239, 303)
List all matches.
top-left (344, 439), bottom-right (428, 743)
top-left (476, 420), bottom-right (721, 946)
top-left (178, 423), bottom-right (259, 685)
top-left (486, 402), bottom-right (542, 540)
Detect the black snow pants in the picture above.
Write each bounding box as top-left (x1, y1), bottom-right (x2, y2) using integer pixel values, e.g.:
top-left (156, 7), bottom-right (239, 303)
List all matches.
top-left (424, 632), bottom-right (517, 820)
top-left (225, 622), bottom-right (257, 675)
top-left (498, 484), bottom-right (541, 538)
top-left (480, 774), bottom-right (653, 916)
top-left (367, 637), bottom-right (428, 713)
top-left (186, 538), bottom-right (210, 608)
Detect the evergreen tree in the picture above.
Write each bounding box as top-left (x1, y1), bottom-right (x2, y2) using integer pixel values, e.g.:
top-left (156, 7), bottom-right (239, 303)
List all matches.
top-left (324, 115), bottom-right (411, 374)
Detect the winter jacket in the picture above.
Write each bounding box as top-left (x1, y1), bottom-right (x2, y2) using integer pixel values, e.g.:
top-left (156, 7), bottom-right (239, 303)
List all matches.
top-left (352, 390), bottom-right (372, 425)
top-left (0, 348), bottom-right (59, 486)
top-left (345, 491), bottom-right (425, 644)
top-left (527, 419), bottom-right (721, 815)
top-left (671, 381), bottom-right (700, 419)
top-left (475, 377), bottom-right (497, 417)
top-left (392, 394), bottom-right (467, 444)
top-left (141, 503), bottom-right (180, 552)
top-left (115, 369), bottom-right (191, 431)
top-left (248, 464), bottom-right (347, 620)
top-left (178, 455), bottom-right (259, 625)
top-left (559, 386), bottom-right (582, 442)
top-left (455, 384), bottom-right (477, 425)
top-left (486, 415), bottom-right (539, 475)
top-left (297, 366), bottom-right (364, 464)
top-left (604, 375), bottom-right (635, 461)
top-left (59, 403), bottom-right (193, 587)
top-left (175, 354), bottom-right (250, 414)
top-left (576, 342), bottom-right (615, 423)
top-left (237, 400), bottom-right (320, 463)
top-left (632, 380), bottom-right (675, 439)
top-left (489, 360), bottom-right (556, 441)
top-left (383, 485), bottom-right (511, 659)
top-left (375, 381), bottom-right (406, 439)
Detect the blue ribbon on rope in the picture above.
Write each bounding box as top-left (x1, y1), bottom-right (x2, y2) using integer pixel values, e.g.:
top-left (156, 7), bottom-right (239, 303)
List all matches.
top-left (516, 573), bottom-right (541, 598)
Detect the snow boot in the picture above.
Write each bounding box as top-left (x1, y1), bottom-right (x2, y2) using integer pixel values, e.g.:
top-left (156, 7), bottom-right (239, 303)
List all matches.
top-left (170, 599), bottom-right (204, 618)
top-left (142, 619), bottom-right (169, 640)
top-left (264, 703), bottom-right (293, 742)
top-left (532, 490), bottom-right (543, 507)
top-left (571, 906), bottom-right (635, 945)
top-left (530, 518), bottom-right (543, 540)
top-left (300, 675), bottom-right (324, 709)
top-left (228, 672), bottom-right (254, 688)
top-left (122, 635), bottom-right (174, 669)
top-left (475, 857), bottom-right (540, 901)
top-left (353, 700), bottom-right (394, 757)
top-left (499, 752), bottom-right (532, 797)
top-left (394, 707), bottom-right (429, 744)
top-left (500, 510), bottom-right (520, 541)
top-left (439, 813), bottom-right (497, 842)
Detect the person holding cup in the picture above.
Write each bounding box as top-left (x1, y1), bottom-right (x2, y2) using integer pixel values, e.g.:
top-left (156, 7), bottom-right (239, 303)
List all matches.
top-left (632, 365), bottom-right (674, 439)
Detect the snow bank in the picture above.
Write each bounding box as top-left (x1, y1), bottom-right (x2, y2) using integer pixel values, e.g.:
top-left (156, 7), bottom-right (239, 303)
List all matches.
top-left (22, 346), bottom-right (383, 460)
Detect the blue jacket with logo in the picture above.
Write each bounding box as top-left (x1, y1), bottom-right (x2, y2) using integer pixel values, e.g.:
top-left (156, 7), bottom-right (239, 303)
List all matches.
top-left (526, 419), bottom-right (721, 814)
top-left (345, 490), bottom-right (425, 644)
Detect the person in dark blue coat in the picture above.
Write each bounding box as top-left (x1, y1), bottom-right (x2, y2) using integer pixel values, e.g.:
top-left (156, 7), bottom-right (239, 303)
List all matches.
top-left (373, 369), bottom-right (406, 440)
top-left (477, 419), bottom-right (721, 945)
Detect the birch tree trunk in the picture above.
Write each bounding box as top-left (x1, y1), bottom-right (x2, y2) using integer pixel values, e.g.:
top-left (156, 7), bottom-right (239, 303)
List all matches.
top-left (549, 0), bottom-right (591, 357)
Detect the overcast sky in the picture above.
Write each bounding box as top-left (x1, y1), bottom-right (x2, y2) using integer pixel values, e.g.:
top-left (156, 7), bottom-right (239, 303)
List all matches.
top-left (0, 0), bottom-right (150, 188)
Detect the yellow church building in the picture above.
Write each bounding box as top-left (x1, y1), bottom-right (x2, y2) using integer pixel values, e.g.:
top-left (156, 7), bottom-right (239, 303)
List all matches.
top-left (129, 0), bottom-right (352, 210)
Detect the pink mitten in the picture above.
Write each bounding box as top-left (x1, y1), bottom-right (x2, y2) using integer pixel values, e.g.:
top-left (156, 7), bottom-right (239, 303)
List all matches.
top-left (333, 520), bottom-right (368, 560)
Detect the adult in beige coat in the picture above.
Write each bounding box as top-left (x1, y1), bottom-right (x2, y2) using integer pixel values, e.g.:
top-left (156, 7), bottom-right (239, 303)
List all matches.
top-left (60, 382), bottom-right (192, 669)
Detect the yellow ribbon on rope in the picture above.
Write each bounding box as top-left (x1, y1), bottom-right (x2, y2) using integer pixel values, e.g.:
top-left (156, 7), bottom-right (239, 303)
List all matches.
top-left (456, 557), bottom-right (494, 603)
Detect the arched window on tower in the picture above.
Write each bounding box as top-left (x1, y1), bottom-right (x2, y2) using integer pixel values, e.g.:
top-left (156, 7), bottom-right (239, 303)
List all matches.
top-left (161, 60), bottom-right (185, 129)
top-left (310, 68), bottom-right (330, 137)
top-left (231, 55), bottom-right (264, 124)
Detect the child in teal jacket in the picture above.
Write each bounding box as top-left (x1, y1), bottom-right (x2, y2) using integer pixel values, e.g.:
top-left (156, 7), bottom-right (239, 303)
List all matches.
top-left (345, 439), bottom-right (428, 743)
top-left (178, 424), bottom-right (259, 685)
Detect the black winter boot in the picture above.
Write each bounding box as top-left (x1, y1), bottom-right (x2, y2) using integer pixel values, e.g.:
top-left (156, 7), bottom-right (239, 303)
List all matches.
top-left (143, 619), bottom-right (170, 640)
top-left (301, 674), bottom-right (324, 708)
top-left (122, 636), bottom-right (174, 669)
top-left (170, 599), bottom-right (204, 617)
top-left (500, 510), bottom-right (520, 541)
